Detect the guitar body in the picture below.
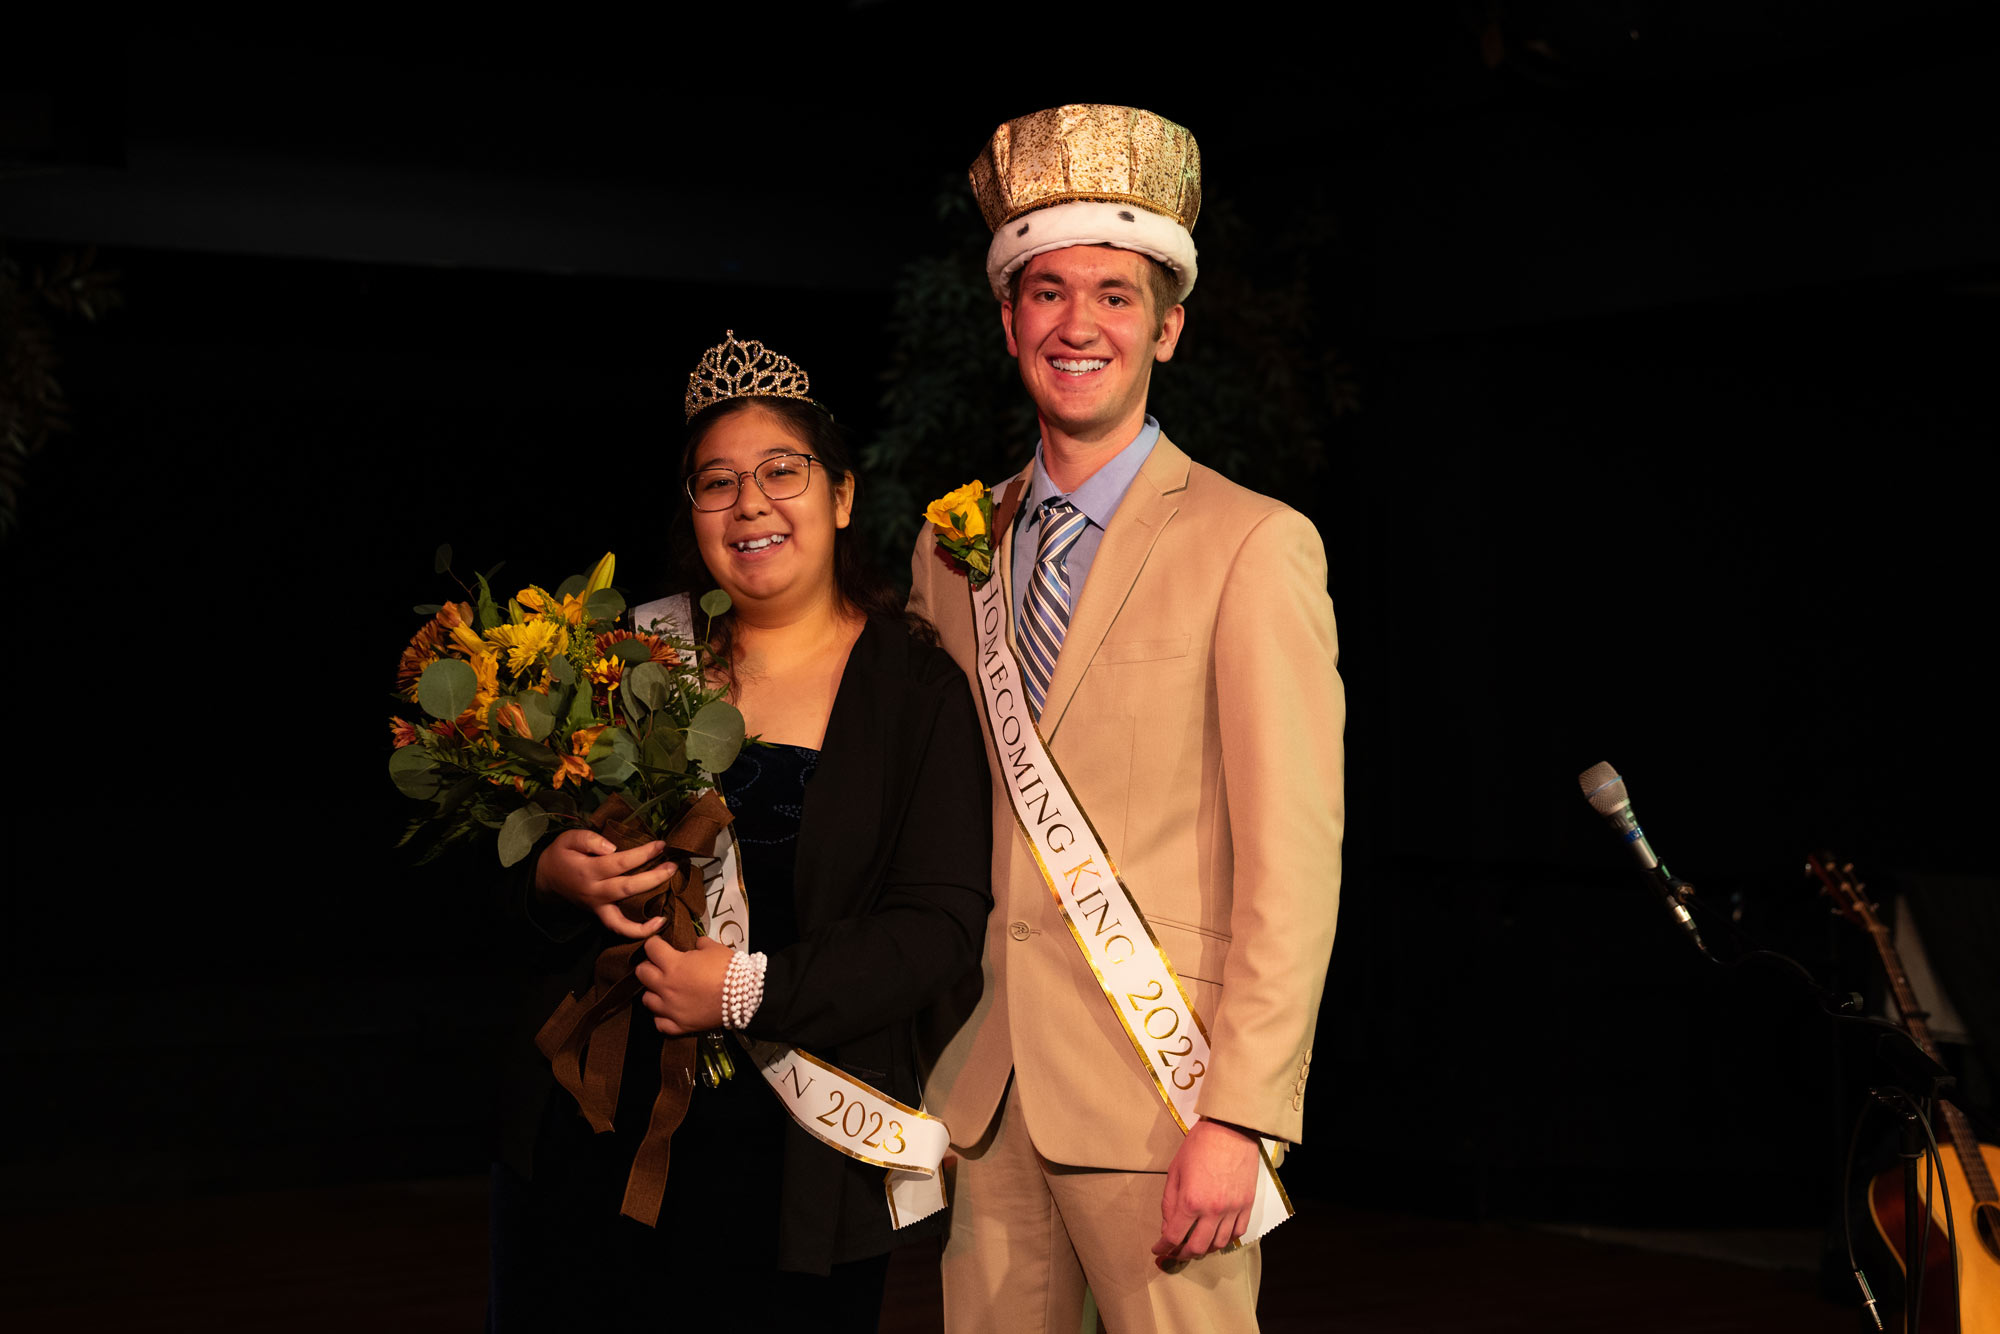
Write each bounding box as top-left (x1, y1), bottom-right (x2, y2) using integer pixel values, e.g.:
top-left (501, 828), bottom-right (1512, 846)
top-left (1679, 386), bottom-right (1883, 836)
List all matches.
top-left (1809, 855), bottom-right (2000, 1334)
top-left (1865, 1135), bottom-right (2000, 1332)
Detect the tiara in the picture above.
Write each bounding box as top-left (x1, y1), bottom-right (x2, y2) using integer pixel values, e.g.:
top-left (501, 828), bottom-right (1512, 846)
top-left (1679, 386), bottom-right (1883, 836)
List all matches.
top-left (683, 330), bottom-right (813, 422)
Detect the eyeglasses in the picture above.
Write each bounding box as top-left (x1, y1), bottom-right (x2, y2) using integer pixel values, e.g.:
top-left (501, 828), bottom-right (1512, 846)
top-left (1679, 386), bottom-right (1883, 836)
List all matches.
top-left (684, 453), bottom-right (821, 512)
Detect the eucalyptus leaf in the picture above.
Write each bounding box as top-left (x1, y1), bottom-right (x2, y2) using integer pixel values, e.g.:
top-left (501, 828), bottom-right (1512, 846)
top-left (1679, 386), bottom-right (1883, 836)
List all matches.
top-left (699, 589), bottom-right (732, 618)
top-left (586, 728), bottom-right (637, 785)
top-left (565, 684), bottom-right (594, 730)
top-left (412, 603), bottom-right (443, 616)
top-left (626, 661), bottom-right (670, 710)
top-left (434, 543), bottom-right (453, 575)
top-left (556, 574), bottom-right (588, 599)
top-left (497, 806), bottom-right (550, 867)
top-left (586, 587), bottom-right (626, 623)
top-left (611, 639), bottom-right (655, 666)
top-left (518, 691), bottom-right (556, 741)
top-left (547, 655), bottom-right (577, 686)
top-left (417, 659), bottom-right (478, 720)
top-left (640, 728), bottom-right (680, 771)
top-left (388, 746), bottom-right (442, 799)
top-left (500, 735), bottom-right (562, 769)
top-left (684, 700), bottom-right (746, 773)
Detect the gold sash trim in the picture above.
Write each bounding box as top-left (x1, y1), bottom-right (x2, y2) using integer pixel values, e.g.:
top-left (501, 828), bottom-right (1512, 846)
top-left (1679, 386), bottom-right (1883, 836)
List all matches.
top-left (968, 496), bottom-right (1293, 1242)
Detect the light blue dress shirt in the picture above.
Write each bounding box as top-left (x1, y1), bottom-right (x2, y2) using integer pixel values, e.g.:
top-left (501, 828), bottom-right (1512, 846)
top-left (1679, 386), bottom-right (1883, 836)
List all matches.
top-left (1010, 416), bottom-right (1161, 640)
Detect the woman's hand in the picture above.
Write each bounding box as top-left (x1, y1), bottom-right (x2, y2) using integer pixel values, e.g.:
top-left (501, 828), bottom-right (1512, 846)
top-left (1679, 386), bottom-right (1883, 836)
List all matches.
top-left (533, 829), bottom-right (675, 939)
top-left (636, 936), bottom-right (733, 1035)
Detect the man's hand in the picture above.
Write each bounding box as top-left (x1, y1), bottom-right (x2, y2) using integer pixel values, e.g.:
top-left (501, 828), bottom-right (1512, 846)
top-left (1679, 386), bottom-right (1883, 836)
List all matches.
top-left (1153, 1118), bottom-right (1261, 1266)
top-left (533, 830), bottom-right (674, 939)
top-left (636, 935), bottom-right (733, 1035)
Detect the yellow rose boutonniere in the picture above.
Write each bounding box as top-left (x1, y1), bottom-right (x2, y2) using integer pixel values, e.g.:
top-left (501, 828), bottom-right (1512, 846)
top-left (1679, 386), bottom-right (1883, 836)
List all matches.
top-left (925, 480), bottom-right (995, 585)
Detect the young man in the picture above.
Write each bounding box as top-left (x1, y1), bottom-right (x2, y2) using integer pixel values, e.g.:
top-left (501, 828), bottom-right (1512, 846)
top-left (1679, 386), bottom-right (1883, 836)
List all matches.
top-left (909, 105), bottom-right (1345, 1331)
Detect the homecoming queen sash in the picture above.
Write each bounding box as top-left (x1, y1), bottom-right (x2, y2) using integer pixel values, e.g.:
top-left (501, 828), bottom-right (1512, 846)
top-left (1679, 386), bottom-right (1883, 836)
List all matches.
top-left (969, 526), bottom-right (1294, 1244)
top-left (701, 832), bottom-right (951, 1228)
top-left (631, 596), bottom-right (949, 1229)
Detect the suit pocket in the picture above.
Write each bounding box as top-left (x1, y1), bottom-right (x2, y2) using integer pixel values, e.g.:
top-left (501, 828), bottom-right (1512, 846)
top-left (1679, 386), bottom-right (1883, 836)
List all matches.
top-left (1148, 914), bottom-right (1230, 984)
top-left (1092, 635), bottom-right (1190, 666)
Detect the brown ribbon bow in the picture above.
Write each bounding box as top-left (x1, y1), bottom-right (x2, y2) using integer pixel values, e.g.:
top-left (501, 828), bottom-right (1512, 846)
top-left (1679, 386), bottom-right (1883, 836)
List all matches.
top-left (533, 787), bottom-right (734, 1225)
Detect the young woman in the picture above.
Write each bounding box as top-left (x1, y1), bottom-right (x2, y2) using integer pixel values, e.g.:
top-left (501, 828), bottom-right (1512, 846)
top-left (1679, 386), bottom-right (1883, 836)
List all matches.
top-left (490, 333), bottom-right (990, 1330)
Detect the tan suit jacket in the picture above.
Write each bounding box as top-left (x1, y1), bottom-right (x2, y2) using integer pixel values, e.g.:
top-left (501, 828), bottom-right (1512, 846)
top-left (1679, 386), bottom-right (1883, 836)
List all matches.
top-left (909, 434), bottom-right (1344, 1171)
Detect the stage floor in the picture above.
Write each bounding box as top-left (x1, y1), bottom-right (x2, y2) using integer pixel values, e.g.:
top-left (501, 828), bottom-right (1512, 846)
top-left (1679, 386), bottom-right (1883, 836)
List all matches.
top-left (0, 1178), bottom-right (1860, 1332)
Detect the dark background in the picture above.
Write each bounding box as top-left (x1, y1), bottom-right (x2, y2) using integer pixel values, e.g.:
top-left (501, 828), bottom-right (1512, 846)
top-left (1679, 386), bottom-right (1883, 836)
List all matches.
top-left (3, 0), bottom-right (1994, 1271)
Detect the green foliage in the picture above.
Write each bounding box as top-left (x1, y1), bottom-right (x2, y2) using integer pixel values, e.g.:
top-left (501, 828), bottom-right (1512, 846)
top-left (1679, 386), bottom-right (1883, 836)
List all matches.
top-left (586, 587), bottom-right (626, 622)
top-left (516, 690), bottom-right (556, 741)
top-left (417, 658), bottom-right (478, 720)
top-left (625, 660), bottom-right (670, 710)
top-left (473, 573), bottom-right (501, 631)
top-left (611, 639), bottom-right (655, 666)
top-left (684, 700), bottom-right (745, 774)
top-left (388, 746), bottom-right (442, 799)
top-left (390, 550), bottom-right (745, 864)
top-left (497, 805), bottom-right (549, 867)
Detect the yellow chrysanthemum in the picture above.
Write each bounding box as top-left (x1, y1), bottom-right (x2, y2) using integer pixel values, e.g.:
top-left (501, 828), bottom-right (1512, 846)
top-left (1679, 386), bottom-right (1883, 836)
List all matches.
top-left (485, 619), bottom-right (568, 674)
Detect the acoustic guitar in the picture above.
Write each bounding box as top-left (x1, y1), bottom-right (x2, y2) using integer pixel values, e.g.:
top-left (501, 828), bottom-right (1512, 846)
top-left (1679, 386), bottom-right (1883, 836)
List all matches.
top-left (1809, 852), bottom-right (2000, 1333)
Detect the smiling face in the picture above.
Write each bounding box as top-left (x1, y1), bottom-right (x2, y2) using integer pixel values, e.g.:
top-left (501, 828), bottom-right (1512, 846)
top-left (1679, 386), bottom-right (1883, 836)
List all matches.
top-left (686, 402), bottom-right (853, 621)
top-left (1001, 244), bottom-right (1185, 459)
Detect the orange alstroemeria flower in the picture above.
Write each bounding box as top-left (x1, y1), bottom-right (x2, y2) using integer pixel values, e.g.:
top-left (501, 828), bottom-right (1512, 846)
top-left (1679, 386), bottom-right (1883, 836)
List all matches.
top-left (551, 724), bottom-right (605, 789)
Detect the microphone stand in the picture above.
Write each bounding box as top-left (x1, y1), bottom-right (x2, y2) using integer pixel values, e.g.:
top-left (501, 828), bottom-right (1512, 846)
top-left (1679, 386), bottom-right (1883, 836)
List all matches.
top-left (1642, 872), bottom-right (1961, 1333)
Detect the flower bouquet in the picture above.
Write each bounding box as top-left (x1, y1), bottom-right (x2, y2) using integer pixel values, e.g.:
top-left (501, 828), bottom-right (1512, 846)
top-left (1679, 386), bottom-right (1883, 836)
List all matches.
top-left (388, 546), bottom-right (743, 870)
top-left (387, 546), bottom-right (744, 1224)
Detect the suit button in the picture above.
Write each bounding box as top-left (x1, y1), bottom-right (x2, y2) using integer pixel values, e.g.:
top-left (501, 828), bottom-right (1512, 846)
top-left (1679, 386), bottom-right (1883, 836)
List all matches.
top-left (1009, 921), bottom-right (1031, 941)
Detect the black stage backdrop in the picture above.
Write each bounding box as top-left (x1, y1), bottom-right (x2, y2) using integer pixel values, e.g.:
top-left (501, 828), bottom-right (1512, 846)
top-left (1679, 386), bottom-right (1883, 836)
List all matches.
top-left (2, 7), bottom-right (1994, 1246)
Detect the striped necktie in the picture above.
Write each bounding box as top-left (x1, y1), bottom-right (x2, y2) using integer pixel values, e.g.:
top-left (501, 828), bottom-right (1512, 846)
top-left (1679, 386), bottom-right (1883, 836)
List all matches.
top-left (1019, 498), bottom-right (1089, 720)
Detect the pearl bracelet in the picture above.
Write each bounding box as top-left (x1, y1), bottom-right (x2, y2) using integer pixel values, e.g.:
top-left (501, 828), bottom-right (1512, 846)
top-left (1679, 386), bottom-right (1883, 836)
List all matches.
top-left (721, 950), bottom-right (767, 1030)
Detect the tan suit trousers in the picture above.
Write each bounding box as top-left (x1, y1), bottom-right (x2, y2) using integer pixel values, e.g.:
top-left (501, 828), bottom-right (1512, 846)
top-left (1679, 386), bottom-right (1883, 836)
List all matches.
top-left (941, 1081), bottom-right (1262, 1333)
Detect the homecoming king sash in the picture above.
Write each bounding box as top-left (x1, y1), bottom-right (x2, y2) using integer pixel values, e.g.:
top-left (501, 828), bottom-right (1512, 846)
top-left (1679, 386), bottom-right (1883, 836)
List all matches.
top-left (969, 506), bottom-right (1293, 1244)
top-left (633, 596), bottom-right (950, 1228)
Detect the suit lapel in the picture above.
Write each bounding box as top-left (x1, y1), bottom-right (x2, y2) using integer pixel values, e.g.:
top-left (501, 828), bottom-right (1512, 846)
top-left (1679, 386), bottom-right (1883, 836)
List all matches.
top-left (1038, 436), bottom-right (1190, 737)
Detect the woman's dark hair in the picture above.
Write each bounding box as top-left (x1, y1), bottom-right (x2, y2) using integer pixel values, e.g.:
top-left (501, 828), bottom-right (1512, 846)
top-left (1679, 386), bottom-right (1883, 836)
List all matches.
top-left (668, 396), bottom-right (935, 673)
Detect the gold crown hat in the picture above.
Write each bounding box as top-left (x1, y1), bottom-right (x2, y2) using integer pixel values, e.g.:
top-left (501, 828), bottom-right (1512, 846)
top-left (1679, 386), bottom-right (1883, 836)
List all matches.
top-left (684, 329), bottom-right (814, 422)
top-left (969, 104), bottom-right (1202, 304)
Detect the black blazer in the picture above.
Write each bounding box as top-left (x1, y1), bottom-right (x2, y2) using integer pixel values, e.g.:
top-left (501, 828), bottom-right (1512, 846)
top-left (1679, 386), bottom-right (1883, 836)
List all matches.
top-left (499, 616), bottom-right (991, 1273)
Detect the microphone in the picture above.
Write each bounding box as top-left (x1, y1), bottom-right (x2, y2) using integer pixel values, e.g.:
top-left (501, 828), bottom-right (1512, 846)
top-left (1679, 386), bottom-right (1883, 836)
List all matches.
top-left (1577, 761), bottom-right (1706, 954)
